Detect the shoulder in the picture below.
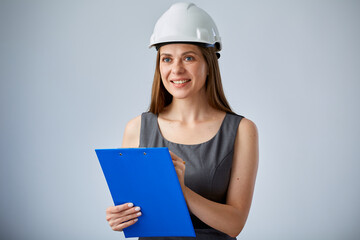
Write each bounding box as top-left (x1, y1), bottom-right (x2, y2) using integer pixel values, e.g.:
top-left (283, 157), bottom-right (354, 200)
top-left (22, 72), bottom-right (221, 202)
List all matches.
top-left (238, 117), bottom-right (258, 139)
top-left (122, 115), bottom-right (142, 147)
top-left (234, 117), bottom-right (259, 158)
top-left (226, 114), bottom-right (258, 139)
top-left (125, 115), bottom-right (142, 131)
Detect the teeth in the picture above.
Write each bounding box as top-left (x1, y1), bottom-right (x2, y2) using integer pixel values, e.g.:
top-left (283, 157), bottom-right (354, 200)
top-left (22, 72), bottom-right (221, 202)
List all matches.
top-left (173, 80), bottom-right (189, 84)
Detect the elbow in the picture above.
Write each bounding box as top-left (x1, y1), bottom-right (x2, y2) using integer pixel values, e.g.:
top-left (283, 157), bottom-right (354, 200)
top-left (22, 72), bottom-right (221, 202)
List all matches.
top-left (228, 230), bottom-right (242, 238)
top-left (220, 208), bottom-right (249, 238)
top-left (227, 224), bottom-right (245, 238)
top-left (229, 233), bottom-right (240, 238)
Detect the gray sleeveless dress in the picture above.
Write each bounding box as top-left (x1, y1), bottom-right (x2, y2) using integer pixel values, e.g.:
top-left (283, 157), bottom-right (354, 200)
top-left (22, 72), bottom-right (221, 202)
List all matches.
top-left (138, 112), bottom-right (244, 240)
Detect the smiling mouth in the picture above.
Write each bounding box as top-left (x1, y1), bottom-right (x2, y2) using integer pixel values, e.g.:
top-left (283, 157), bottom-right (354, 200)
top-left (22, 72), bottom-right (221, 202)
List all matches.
top-left (171, 79), bottom-right (191, 84)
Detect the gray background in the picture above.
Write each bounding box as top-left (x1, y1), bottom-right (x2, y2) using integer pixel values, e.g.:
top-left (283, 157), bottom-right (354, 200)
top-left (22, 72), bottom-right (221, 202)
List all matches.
top-left (1, 0), bottom-right (359, 239)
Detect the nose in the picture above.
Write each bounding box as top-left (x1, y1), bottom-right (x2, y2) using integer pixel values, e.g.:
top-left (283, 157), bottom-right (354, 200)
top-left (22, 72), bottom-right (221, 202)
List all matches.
top-left (172, 59), bottom-right (185, 74)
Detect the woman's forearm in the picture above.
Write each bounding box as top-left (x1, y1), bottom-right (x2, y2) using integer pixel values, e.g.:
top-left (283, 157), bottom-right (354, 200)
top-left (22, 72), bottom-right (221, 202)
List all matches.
top-left (184, 187), bottom-right (248, 238)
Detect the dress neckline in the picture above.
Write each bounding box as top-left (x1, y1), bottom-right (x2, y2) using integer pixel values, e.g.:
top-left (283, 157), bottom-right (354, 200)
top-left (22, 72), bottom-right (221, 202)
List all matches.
top-left (155, 112), bottom-right (228, 146)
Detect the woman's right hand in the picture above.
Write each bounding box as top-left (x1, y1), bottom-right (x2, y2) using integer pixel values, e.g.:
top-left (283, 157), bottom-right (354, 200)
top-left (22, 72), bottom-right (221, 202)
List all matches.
top-left (106, 203), bottom-right (142, 231)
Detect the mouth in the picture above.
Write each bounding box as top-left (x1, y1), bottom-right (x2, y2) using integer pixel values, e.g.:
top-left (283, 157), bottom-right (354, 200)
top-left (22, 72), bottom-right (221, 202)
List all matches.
top-left (170, 79), bottom-right (191, 84)
top-left (170, 79), bottom-right (191, 88)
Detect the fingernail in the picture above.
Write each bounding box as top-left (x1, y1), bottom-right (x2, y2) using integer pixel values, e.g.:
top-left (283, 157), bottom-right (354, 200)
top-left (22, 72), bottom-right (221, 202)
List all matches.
top-left (135, 207), bottom-right (141, 211)
top-left (137, 212), bottom-right (142, 216)
top-left (134, 218), bottom-right (138, 222)
top-left (128, 203), bottom-right (134, 207)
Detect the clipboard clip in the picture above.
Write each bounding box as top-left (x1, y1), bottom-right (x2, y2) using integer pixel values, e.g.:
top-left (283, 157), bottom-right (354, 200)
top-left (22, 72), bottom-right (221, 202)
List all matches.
top-left (119, 152), bottom-right (147, 156)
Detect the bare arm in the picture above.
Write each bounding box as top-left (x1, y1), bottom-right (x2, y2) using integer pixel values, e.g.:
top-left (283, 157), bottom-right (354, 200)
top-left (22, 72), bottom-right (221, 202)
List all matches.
top-left (122, 115), bottom-right (141, 148)
top-left (178, 118), bottom-right (259, 237)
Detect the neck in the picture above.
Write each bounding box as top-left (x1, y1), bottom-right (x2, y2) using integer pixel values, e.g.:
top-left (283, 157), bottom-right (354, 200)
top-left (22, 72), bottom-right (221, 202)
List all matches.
top-left (163, 90), bottom-right (216, 122)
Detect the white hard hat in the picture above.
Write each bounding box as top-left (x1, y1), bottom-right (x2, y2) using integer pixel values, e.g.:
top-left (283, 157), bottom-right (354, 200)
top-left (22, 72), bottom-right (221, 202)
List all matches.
top-left (149, 2), bottom-right (222, 51)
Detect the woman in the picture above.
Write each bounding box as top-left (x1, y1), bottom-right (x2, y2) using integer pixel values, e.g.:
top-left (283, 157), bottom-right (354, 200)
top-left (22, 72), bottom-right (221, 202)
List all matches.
top-left (105, 3), bottom-right (258, 239)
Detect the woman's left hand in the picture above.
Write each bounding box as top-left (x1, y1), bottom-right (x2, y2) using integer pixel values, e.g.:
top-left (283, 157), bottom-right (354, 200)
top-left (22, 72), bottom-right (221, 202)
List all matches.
top-left (169, 151), bottom-right (186, 190)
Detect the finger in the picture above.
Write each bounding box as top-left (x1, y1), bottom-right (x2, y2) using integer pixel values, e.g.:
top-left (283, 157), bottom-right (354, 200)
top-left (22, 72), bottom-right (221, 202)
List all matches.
top-left (108, 207), bottom-right (141, 226)
top-left (173, 164), bottom-right (185, 176)
top-left (169, 151), bottom-right (182, 161)
top-left (106, 203), bottom-right (135, 222)
top-left (107, 203), bottom-right (134, 214)
top-left (112, 218), bottom-right (139, 231)
top-left (172, 161), bottom-right (183, 170)
top-left (111, 211), bottom-right (142, 227)
top-left (117, 206), bottom-right (141, 219)
top-left (169, 151), bottom-right (185, 164)
top-left (107, 206), bottom-right (141, 222)
top-left (173, 159), bottom-right (186, 165)
top-left (173, 160), bottom-right (186, 171)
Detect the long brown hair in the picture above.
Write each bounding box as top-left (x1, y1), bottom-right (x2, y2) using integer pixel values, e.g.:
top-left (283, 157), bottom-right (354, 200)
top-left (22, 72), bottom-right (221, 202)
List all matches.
top-left (149, 45), bottom-right (233, 114)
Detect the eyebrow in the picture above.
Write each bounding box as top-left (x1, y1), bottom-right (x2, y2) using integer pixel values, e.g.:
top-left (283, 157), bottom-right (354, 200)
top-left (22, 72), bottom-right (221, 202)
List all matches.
top-left (160, 51), bottom-right (199, 57)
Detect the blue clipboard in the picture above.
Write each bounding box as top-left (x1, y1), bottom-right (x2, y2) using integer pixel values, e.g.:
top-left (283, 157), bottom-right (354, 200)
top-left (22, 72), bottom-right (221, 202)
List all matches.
top-left (95, 147), bottom-right (195, 238)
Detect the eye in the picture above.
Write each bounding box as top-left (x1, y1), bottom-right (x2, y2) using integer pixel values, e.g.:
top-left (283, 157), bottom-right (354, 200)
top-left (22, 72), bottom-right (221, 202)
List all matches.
top-left (184, 56), bottom-right (194, 61)
top-left (162, 57), bottom-right (171, 63)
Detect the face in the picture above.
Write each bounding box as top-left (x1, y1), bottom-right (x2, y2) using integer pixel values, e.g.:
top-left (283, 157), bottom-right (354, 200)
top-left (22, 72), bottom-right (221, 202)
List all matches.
top-left (159, 44), bottom-right (208, 100)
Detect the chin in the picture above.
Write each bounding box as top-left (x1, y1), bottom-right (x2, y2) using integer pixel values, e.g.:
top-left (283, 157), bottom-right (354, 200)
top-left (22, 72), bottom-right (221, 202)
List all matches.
top-left (170, 94), bottom-right (190, 100)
